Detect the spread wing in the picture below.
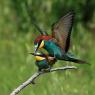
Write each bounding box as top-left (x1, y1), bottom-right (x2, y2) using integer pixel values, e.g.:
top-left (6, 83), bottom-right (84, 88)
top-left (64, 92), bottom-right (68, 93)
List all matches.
top-left (52, 11), bottom-right (74, 52)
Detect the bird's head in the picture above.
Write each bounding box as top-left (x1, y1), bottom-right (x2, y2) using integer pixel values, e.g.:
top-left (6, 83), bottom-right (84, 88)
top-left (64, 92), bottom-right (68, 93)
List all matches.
top-left (34, 35), bottom-right (52, 53)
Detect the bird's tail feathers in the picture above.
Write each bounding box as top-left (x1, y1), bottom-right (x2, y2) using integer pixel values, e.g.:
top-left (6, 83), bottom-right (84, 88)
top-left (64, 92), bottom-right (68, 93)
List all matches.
top-left (66, 52), bottom-right (89, 64)
top-left (71, 58), bottom-right (89, 64)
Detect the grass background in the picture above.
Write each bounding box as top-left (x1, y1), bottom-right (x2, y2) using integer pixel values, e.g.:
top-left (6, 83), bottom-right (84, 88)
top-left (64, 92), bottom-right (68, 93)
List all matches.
top-left (0, 0), bottom-right (95, 95)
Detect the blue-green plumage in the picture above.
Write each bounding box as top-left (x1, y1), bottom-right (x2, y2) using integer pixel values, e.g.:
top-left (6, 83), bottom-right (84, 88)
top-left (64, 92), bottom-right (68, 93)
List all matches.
top-left (44, 40), bottom-right (62, 58)
top-left (36, 60), bottom-right (50, 71)
top-left (44, 40), bottom-right (82, 62)
top-left (34, 11), bottom-right (87, 64)
top-left (44, 40), bottom-right (72, 59)
top-left (35, 37), bottom-right (86, 64)
top-left (30, 52), bottom-right (56, 71)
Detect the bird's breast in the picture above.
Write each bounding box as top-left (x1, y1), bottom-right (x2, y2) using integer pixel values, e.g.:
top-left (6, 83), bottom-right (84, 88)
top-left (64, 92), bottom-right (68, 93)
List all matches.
top-left (44, 40), bottom-right (62, 58)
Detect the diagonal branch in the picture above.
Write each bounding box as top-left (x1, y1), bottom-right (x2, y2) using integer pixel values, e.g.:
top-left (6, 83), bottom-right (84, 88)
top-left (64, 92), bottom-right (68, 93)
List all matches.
top-left (10, 66), bottom-right (77, 95)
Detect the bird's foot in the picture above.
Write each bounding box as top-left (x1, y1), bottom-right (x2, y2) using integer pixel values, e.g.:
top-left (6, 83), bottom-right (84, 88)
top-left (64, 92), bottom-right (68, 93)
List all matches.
top-left (38, 66), bottom-right (51, 73)
top-left (41, 68), bottom-right (51, 72)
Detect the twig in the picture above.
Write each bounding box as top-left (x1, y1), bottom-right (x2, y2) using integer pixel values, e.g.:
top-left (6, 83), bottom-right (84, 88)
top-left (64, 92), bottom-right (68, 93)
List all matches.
top-left (10, 66), bottom-right (77, 95)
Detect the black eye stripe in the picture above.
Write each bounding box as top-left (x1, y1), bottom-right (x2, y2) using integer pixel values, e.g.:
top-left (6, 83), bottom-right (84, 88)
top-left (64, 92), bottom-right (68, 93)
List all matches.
top-left (38, 40), bottom-right (42, 47)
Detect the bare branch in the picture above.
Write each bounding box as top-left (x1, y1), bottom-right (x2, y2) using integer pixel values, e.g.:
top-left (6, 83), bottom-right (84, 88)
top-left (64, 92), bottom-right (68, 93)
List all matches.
top-left (10, 66), bottom-right (77, 95)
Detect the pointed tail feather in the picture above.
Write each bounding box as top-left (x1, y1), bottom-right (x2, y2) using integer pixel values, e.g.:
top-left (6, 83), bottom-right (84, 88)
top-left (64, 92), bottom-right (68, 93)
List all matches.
top-left (71, 59), bottom-right (89, 64)
top-left (65, 53), bottom-right (89, 64)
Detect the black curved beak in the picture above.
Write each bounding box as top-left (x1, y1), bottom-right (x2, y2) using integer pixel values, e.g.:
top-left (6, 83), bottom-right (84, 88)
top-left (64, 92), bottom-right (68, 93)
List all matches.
top-left (29, 52), bottom-right (41, 56)
top-left (29, 52), bottom-right (44, 57)
top-left (29, 53), bottom-right (36, 56)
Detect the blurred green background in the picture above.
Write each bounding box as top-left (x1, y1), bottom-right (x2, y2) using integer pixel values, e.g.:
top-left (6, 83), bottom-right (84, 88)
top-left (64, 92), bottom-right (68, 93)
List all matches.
top-left (0, 0), bottom-right (95, 95)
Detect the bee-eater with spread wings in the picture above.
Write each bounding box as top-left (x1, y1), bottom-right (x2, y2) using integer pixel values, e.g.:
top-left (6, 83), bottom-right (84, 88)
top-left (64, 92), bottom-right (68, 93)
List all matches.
top-left (34, 11), bottom-right (87, 64)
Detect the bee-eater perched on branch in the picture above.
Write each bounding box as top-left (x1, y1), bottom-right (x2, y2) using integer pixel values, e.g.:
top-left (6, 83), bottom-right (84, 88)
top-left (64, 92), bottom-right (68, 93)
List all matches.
top-left (30, 52), bottom-right (56, 71)
top-left (34, 11), bottom-right (87, 64)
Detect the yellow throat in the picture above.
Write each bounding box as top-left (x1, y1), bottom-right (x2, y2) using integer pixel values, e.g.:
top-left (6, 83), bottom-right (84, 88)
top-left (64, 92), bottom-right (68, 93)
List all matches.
top-left (39, 40), bottom-right (44, 49)
top-left (35, 56), bottom-right (45, 61)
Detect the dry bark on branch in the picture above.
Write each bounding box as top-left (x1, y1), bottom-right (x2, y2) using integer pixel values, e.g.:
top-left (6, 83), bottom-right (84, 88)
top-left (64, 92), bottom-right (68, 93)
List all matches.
top-left (10, 66), bottom-right (77, 95)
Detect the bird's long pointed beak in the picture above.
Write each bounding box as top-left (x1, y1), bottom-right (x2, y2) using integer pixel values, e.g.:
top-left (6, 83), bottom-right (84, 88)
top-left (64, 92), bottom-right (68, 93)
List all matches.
top-left (29, 52), bottom-right (36, 56)
top-left (29, 52), bottom-right (42, 56)
top-left (29, 52), bottom-right (44, 57)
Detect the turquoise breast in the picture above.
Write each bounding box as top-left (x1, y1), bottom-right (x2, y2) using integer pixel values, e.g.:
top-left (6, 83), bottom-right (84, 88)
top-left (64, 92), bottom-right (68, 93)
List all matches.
top-left (44, 40), bottom-right (62, 58)
top-left (36, 59), bottom-right (49, 69)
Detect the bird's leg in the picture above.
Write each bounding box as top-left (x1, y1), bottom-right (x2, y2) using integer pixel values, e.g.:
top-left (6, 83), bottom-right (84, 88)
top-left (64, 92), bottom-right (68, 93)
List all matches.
top-left (41, 66), bottom-right (51, 72)
top-left (48, 65), bottom-right (52, 71)
top-left (38, 68), bottom-right (43, 73)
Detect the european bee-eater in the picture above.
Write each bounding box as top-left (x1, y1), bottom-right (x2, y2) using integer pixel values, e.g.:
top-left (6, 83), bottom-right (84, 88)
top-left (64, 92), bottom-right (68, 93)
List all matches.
top-left (31, 53), bottom-right (56, 71)
top-left (34, 11), bottom-right (87, 64)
